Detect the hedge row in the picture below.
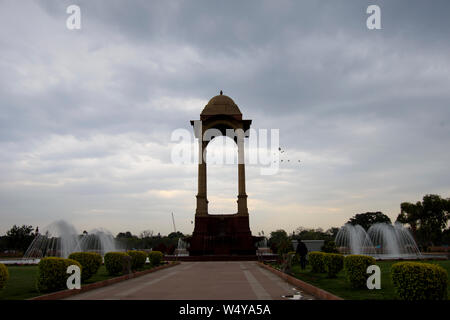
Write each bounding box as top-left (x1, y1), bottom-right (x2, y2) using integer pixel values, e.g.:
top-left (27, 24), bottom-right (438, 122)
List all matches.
top-left (149, 251), bottom-right (164, 266)
top-left (104, 251), bottom-right (164, 276)
top-left (104, 252), bottom-right (131, 276)
top-left (0, 263), bottom-right (9, 290)
top-left (307, 251), bottom-right (344, 278)
top-left (308, 252), bottom-right (327, 273)
top-left (303, 251), bottom-right (448, 299)
top-left (35, 251), bottom-right (166, 293)
top-left (324, 253), bottom-right (344, 278)
top-left (391, 262), bottom-right (448, 300)
top-left (36, 257), bottom-right (82, 293)
top-left (127, 250), bottom-right (148, 270)
top-left (68, 252), bottom-right (102, 281)
top-left (343, 255), bottom-right (376, 288)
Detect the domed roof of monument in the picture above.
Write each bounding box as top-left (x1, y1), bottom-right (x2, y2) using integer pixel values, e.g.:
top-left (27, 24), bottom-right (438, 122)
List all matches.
top-left (201, 92), bottom-right (242, 116)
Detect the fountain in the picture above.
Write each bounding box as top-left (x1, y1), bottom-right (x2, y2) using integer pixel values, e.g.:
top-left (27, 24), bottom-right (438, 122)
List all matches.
top-left (335, 224), bottom-right (376, 256)
top-left (256, 237), bottom-right (272, 255)
top-left (335, 222), bottom-right (423, 259)
top-left (368, 223), bottom-right (421, 259)
top-left (8, 220), bottom-right (121, 264)
top-left (174, 238), bottom-right (189, 256)
top-left (78, 228), bottom-right (119, 256)
top-left (23, 220), bottom-right (80, 259)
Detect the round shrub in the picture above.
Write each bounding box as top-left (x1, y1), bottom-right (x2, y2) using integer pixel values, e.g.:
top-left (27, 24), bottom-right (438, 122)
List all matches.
top-left (148, 251), bottom-right (163, 266)
top-left (36, 257), bottom-right (82, 293)
top-left (68, 252), bottom-right (102, 281)
top-left (324, 253), bottom-right (344, 278)
top-left (104, 252), bottom-right (131, 275)
top-left (0, 263), bottom-right (9, 290)
top-left (391, 262), bottom-right (448, 300)
top-left (308, 251), bottom-right (326, 273)
top-left (344, 255), bottom-right (376, 288)
top-left (127, 250), bottom-right (147, 270)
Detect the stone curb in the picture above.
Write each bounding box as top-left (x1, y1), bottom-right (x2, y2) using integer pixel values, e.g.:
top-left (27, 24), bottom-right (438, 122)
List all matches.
top-left (258, 262), bottom-right (343, 300)
top-left (29, 261), bottom-right (181, 300)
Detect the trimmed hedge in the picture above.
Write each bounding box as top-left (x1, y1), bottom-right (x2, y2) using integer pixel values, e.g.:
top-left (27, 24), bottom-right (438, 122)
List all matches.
top-left (127, 250), bottom-right (147, 270)
top-left (148, 251), bottom-right (163, 266)
top-left (0, 263), bottom-right (9, 290)
top-left (308, 251), bottom-right (326, 273)
top-left (344, 255), bottom-right (376, 288)
top-left (324, 253), bottom-right (344, 278)
top-left (391, 262), bottom-right (448, 300)
top-left (104, 252), bottom-right (131, 276)
top-left (68, 252), bottom-right (102, 281)
top-left (36, 257), bottom-right (82, 293)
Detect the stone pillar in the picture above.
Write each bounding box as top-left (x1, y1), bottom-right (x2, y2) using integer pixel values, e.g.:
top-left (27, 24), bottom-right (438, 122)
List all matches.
top-left (237, 130), bottom-right (248, 216)
top-left (196, 140), bottom-right (208, 216)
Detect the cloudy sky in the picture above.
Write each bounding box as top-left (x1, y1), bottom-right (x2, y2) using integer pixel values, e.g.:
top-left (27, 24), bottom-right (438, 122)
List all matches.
top-left (1, 0), bottom-right (449, 237)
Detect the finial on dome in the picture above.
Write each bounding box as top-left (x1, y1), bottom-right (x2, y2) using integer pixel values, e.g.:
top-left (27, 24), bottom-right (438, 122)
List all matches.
top-left (220, 90), bottom-right (223, 95)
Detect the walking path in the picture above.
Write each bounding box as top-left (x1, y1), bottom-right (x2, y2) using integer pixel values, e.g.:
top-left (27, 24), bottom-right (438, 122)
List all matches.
top-left (66, 261), bottom-right (316, 300)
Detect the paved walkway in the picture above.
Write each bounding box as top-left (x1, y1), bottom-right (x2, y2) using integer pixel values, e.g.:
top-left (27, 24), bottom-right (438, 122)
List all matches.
top-left (66, 261), bottom-right (316, 300)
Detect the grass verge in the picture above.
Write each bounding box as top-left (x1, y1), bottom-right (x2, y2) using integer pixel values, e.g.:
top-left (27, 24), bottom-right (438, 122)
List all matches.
top-left (280, 259), bottom-right (450, 300)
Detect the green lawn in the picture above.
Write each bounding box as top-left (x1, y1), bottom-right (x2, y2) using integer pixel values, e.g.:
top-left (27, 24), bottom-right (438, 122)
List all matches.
top-left (0, 263), bottom-right (165, 300)
top-left (286, 260), bottom-right (450, 300)
top-left (0, 265), bottom-right (40, 300)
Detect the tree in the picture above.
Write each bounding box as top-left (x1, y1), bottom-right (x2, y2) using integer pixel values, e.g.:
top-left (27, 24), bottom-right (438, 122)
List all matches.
top-left (397, 201), bottom-right (422, 239)
top-left (442, 228), bottom-right (450, 245)
top-left (116, 231), bottom-right (134, 239)
top-left (347, 212), bottom-right (391, 231)
top-left (325, 227), bottom-right (340, 238)
top-left (269, 230), bottom-right (289, 253)
top-left (139, 230), bottom-right (154, 239)
top-left (5, 225), bottom-right (35, 253)
top-left (168, 231), bottom-right (184, 239)
top-left (396, 194), bottom-right (450, 246)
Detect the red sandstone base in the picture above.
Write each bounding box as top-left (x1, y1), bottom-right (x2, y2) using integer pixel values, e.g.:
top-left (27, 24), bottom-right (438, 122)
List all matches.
top-left (187, 214), bottom-right (257, 255)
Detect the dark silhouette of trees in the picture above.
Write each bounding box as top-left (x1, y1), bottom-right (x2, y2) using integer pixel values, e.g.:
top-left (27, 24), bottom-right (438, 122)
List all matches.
top-left (5, 225), bottom-right (35, 253)
top-left (347, 212), bottom-right (391, 231)
top-left (396, 194), bottom-right (450, 246)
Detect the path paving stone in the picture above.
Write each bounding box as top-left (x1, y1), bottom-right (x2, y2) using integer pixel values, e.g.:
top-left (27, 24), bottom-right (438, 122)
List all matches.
top-left (66, 261), bottom-right (317, 300)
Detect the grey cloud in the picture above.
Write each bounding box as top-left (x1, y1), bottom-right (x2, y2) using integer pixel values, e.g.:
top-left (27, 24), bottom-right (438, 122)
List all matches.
top-left (0, 0), bottom-right (449, 235)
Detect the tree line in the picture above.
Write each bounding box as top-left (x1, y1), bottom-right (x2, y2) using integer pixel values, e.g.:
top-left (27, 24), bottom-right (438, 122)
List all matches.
top-left (1, 194), bottom-right (448, 255)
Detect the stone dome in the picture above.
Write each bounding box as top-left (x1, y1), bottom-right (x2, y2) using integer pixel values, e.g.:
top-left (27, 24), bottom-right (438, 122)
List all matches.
top-left (201, 94), bottom-right (242, 116)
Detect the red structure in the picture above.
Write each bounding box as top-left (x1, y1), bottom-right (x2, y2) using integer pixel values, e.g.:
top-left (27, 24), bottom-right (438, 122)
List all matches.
top-left (187, 92), bottom-right (257, 255)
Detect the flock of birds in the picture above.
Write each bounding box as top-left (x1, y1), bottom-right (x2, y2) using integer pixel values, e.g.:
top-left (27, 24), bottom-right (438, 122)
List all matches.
top-left (277, 147), bottom-right (301, 164)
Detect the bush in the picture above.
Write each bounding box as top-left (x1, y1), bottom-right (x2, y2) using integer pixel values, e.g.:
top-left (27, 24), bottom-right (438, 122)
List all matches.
top-left (127, 250), bottom-right (147, 270)
top-left (308, 251), bottom-right (326, 273)
top-left (36, 257), bottom-right (82, 293)
top-left (321, 240), bottom-right (339, 253)
top-left (324, 253), bottom-right (344, 278)
top-left (277, 239), bottom-right (294, 255)
top-left (68, 252), bottom-right (102, 281)
top-left (148, 251), bottom-right (163, 266)
top-left (344, 255), bottom-right (376, 288)
top-left (104, 252), bottom-right (131, 275)
top-left (0, 263), bottom-right (9, 290)
top-left (287, 251), bottom-right (300, 265)
top-left (391, 262), bottom-right (448, 300)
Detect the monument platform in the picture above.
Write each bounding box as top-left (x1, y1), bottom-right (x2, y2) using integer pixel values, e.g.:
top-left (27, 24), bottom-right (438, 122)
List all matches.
top-left (187, 215), bottom-right (256, 255)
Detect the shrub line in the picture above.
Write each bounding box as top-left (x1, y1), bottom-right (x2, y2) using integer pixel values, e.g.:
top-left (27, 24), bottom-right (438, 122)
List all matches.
top-left (258, 262), bottom-right (343, 300)
top-left (29, 261), bottom-right (181, 300)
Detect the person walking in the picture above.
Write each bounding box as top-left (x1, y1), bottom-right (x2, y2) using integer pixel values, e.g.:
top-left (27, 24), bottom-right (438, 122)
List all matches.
top-left (296, 239), bottom-right (308, 270)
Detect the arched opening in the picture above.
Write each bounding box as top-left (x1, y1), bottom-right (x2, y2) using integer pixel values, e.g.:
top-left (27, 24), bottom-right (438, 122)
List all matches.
top-left (206, 135), bottom-right (238, 215)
